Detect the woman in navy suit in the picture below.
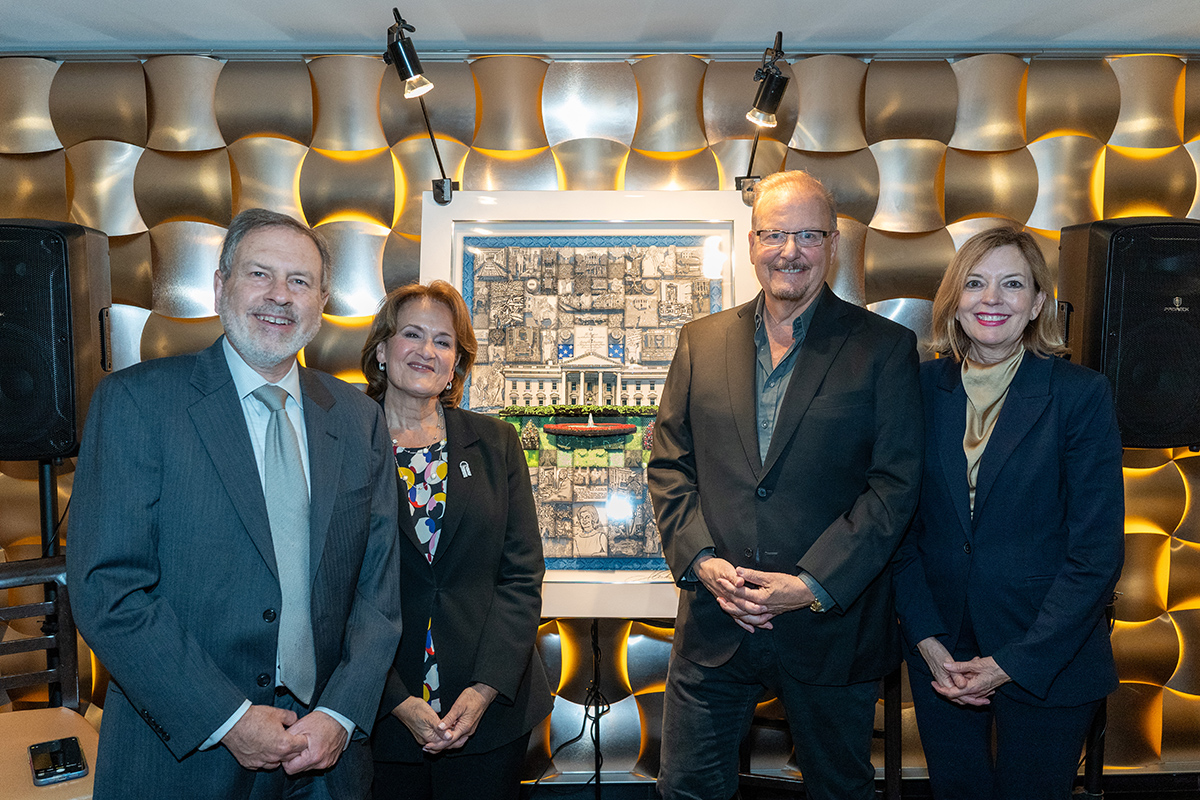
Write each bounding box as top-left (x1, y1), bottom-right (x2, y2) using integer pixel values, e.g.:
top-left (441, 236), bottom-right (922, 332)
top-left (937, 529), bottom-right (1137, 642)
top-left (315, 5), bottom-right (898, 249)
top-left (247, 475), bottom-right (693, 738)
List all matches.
top-left (893, 228), bottom-right (1124, 799)
top-left (362, 281), bottom-right (552, 799)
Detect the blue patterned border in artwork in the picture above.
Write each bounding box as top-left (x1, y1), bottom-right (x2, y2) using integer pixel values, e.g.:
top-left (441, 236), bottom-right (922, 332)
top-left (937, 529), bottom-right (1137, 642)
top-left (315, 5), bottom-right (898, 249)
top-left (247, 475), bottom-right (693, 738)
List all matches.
top-left (546, 556), bottom-right (669, 571)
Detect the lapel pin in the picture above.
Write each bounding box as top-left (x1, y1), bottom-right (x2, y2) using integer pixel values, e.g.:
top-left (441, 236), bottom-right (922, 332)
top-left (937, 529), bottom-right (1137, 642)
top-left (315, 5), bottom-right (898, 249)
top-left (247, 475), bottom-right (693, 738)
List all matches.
top-left (460, 461), bottom-right (472, 478)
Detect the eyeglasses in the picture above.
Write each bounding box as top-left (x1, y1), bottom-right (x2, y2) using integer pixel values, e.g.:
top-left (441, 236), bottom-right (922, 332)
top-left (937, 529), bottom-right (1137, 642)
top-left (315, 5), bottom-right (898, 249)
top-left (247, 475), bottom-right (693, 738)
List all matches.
top-left (754, 229), bottom-right (831, 248)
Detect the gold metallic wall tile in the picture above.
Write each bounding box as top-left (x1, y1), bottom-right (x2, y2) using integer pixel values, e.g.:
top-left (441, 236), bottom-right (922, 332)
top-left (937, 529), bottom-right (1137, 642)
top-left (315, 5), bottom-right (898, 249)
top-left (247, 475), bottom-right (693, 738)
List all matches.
top-left (227, 136), bottom-right (308, 222)
top-left (1103, 145), bottom-right (1196, 219)
top-left (948, 54), bottom-right (1027, 153)
top-left (549, 694), bottom-right (642, 774)
top-left (1125, 449), bottom-right (1177, 470)
top-left (108, 302), bottom-right (152, 373)
top-left (108, 232), bottom-right (153, 308)
top-left (1105, 683), bottom-right (1162, 768)
top-left (702, 61), bottom-right (798, 146)
top-left (215, 60), bottom-right (313, 146)
top-left (50, 61), bottom-right (147, 149)
top-left (1124, 462), bottom-right (1187, 535)
top-left (789, 56), bottom-right (868, 154)
top-left (134, 148), bottom-right (233, 228)
top-left (1176, 455), bottom-right (1200, 545)
top-left (626, 622), bottom-right (673, 695)
top-left (302, 314), bottom-right (372, 383)
top-left (298, 147), bottom-right (396, 228)
top-left (712, 138), bottom-right (787, 190)
top-left (148, 221), bottom-right (227, 318)
top-left (1166, 608), bottom-right (1200, 695)
top-left (472, 56), bottom-right (551, 152)
top-left (1026, 135), bottom-right (1104, 231)
top-left (630, 55), bottom-right (708, 153)
top-left (555, 619), bottom-right (632, 703)
top-left (317, 220), bottom-right (389, 317)
top-left (632, 691), bottom-right (666, 778)
top-left (144, 56), bottom-right (225, 152)
top-left (0, 57), bottom-right (61, 154)
top-left (0, 151), bottom-right (67, 220)
top-left (622, 148), bottom-right (718, 191)
top-left (863, 227), bottom-right (956, 304)
top-left (140, 313), bottom-right (224, 361)
top-left (1111, 617), bottom-right (1180, 687)
top-left (1109, 55), bottom-right (1185, 149)
top-left (544, 61), bottom-right (639, 147)
top-left (783, 147), bottom-right (879, 225)
top-left (1025, 59), bottom-right (1119, 143)
top-left (868, 139), bottom-right (946, 233)
top-left (831, 216), bottom-right (867, 307)
top-left (868, 298), bottom-right (936, 360)
top-left (462, 147), bottom-right (559, 191)
top-left (1186, 63), bottom-right (1200, 144)
top-left (1167, 540), bottom-right (1200, 613)
top-left (552, 138), bottom-right (631, 191)
top-left (864, 60), bottom-right (957, 145)
top-left (943, 147), bottom-right (1037, 225)
top-left (1116, 532), bottom-right (1172, 623)
top-left (382, 62), bottom-right (477, 147)
top-left (309, 56), bottom-right (388, 152)
top-left (0, 474), bottom-right (40, 549)
top-left (946, 217), bottom-right (1022, 250)
top-left (66, 140), bottom-right (147, 235)
top-left (392, 136), bottom-right (470, 235)
top-left (382, 231), bottom-right (421, 291)
top-left (1161, 689), bottom-right (1200, 763)
top-left (1187, 142), bottom-right (1200, 220)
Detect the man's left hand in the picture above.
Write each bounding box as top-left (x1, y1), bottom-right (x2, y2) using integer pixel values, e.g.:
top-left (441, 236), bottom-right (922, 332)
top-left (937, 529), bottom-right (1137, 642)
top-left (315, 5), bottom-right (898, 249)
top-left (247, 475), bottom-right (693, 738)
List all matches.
top-left (281, 710), bottom-right (349, 774)
top-left (934, 656), bottom-right (1011, 706)
top-left (727, 568), bottom-right (817, 629)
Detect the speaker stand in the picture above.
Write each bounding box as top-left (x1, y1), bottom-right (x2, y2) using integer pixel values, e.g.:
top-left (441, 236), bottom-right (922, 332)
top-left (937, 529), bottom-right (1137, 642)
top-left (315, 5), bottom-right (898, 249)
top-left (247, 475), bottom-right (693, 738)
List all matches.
top-left (39, 457), bottom-right (63, 708)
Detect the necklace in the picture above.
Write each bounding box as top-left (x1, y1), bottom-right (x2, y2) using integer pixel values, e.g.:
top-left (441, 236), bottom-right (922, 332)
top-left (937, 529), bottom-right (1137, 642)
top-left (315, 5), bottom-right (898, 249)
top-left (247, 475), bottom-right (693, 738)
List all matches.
top-left (390, 403), bottom-right (445, 448)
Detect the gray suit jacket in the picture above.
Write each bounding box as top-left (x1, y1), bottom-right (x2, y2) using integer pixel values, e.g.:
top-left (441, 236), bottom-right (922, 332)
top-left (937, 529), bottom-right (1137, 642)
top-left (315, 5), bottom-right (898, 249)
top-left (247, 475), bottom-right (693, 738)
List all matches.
top-left (67, 338), bottom-right (401, 797)
top-left (648, 286), bottom-right (923, 684)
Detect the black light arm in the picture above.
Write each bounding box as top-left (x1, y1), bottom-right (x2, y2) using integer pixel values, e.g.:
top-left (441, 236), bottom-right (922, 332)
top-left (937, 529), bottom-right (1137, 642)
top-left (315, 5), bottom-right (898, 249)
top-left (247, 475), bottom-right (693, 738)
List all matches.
top-left (736, 31), bottom-right (789, 206)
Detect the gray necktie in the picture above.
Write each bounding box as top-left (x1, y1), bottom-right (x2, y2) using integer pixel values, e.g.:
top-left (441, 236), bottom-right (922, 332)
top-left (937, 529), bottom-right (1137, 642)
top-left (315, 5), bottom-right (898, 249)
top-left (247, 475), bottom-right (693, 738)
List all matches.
top-left (251, 384), bottom-right (316, 705)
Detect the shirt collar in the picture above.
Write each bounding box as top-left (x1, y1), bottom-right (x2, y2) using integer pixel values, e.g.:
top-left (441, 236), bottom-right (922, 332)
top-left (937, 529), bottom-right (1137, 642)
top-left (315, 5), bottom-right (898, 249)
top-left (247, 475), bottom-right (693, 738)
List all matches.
top-left (753, 290), bottom-right (821, 344)
top-left (222, 336), bottom-right (303, 403)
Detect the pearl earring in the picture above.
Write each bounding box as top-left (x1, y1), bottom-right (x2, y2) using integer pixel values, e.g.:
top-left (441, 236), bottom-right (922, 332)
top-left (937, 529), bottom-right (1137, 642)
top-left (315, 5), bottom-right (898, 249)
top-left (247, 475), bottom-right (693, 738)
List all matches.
top-left (445, 381), bottom-right (453, 392)
top-left (378, 361), bottom-right (386, 372)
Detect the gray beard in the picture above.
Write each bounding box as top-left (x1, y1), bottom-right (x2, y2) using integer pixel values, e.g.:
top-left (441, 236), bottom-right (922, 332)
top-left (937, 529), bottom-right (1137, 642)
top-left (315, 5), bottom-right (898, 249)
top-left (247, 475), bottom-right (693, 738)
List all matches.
top-left (218, 297), bottom-right (321, 375)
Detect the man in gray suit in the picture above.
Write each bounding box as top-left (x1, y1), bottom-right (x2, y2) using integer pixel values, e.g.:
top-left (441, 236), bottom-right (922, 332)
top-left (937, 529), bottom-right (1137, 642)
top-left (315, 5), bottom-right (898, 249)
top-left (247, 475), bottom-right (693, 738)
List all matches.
top-left (68, 209), bottom-right (401, 798)
top-left (649, 171), bottom-right (922, 800)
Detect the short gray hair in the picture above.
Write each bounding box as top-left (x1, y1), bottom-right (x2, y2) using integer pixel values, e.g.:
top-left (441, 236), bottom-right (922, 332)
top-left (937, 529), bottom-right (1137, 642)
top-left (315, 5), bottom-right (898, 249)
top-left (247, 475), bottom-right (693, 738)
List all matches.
top-left (218, 208), bottom-right (332, 294)
top-left (751, 170), bottom-right (837, 232)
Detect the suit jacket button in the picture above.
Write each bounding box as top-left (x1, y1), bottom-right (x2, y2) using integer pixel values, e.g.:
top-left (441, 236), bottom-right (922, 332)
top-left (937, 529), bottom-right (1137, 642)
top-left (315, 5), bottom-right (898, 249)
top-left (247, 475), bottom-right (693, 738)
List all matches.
top-left (743, 548), bottom-right (754, 559)
top-left (257, 673), bottom-right (271, 687)
top-left (263, 608), bottom-right (277, 623)
top-left (963, 542), bottom-right (972, 554)
top-left (756, 487), bottom-right (767, 498)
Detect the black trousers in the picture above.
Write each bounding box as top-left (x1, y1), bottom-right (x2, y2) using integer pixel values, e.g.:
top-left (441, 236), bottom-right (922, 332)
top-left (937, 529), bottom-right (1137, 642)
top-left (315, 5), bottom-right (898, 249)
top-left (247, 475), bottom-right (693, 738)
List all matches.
top-left (372, 730), bottom-right (531, 800)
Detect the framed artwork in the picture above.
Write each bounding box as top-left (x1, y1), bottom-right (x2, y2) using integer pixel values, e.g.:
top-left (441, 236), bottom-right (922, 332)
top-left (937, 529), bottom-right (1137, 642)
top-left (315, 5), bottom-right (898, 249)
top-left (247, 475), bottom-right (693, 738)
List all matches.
top-left (421, 192), bottom-right (753, 575)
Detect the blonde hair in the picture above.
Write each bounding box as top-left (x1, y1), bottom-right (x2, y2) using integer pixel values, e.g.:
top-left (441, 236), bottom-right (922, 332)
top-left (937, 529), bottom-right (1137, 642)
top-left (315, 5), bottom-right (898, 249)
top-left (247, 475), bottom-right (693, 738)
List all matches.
top-left (361, 281), bottom-right (478, 406)
top-left (930, 227), bottom-right (1065, 361)
top-left (751, 171), bottom-right (837, 231)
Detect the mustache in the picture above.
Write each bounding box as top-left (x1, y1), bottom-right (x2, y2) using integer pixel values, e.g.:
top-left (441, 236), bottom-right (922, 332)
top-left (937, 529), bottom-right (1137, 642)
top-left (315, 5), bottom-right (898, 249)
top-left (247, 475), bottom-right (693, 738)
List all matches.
top-left (250, 304), bottom-right (296, 322)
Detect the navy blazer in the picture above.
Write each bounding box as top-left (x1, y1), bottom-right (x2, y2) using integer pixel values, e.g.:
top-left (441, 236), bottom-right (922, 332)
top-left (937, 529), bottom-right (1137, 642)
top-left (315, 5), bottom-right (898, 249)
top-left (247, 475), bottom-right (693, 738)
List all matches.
top-left (893, 352), bottom-right (1124, 707)
top-left (649, 286), bottom-right (923, 684)
top-left (372, 407), bottom-right (553, 761)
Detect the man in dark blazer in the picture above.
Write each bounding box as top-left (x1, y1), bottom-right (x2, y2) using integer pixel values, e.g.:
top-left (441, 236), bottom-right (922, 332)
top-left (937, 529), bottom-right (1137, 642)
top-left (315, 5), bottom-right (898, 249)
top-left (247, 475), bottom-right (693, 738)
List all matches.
top-left (68, 209), bottom-right (401, 798)
top-left (648, 171), bottom-right (922, 800)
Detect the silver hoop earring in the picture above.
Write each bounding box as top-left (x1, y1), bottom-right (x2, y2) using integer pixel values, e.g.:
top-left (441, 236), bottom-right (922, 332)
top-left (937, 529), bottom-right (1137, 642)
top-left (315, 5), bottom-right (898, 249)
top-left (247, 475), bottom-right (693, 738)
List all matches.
top-left (445, 381), bottom-right (453, 392)
top-left (378, 361), bottom-right (386, 372)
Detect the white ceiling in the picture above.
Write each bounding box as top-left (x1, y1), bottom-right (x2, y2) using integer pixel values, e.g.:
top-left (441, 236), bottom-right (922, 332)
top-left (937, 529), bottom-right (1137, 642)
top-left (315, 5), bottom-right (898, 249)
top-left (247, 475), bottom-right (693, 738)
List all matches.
top-left (3, 0), bottom-right (1200, 59)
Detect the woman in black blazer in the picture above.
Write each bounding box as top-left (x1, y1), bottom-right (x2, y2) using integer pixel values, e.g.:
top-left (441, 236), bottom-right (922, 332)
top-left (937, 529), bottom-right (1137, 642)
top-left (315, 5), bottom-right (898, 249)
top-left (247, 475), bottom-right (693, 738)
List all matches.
top-left (893, 228), bottom-right (1124, 799)
top-left (362, 281), bottom-right (552, 799)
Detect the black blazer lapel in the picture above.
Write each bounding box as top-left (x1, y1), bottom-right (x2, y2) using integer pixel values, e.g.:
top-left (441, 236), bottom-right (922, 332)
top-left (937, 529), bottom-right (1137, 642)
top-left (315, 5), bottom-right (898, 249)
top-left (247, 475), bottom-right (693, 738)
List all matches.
top-left (762, 286), bottom-right (851, 477)
top-left (933, 358), bottom-right (973, 539)
top-left (187, 339), bottom-right (277, 578)
top-left (973, 352), bottom-right (1052, 516)
top-left (436, 407), bottom-right (482, 563)
top-left (300, 368), bottom-right (341, 582)
top-left (727, 299), bottom-right (762, 477)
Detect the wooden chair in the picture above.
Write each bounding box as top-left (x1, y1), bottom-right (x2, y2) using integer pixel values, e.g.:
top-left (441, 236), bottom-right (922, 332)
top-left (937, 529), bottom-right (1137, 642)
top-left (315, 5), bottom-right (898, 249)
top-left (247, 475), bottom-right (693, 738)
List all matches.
top-left (0, 555), bottom-right (97, 799)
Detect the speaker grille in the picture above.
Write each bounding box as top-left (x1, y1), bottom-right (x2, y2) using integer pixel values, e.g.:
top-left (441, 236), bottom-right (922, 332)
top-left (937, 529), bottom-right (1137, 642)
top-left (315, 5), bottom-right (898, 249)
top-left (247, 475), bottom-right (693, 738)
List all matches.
top-left (1105, 225), bottom-right (1200, 448)
top-left (0, 228), bottom-right (75, 457)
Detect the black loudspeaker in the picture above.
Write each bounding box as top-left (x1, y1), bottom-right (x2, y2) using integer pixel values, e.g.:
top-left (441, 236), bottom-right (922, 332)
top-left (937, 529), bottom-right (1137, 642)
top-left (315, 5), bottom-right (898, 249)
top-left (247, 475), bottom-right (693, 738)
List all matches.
top-left (0, 220), bottom-right (112, 461)
top-left (1058, 217), bottom-right (1200, 448)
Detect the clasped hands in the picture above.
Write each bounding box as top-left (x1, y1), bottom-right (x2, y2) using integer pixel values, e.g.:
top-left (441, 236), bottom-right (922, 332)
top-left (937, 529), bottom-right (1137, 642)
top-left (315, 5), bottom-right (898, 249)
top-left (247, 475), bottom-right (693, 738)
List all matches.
top-left (222, 705), bottom-right (347, 773)
top-left (694, 554), bottom-right (816, 632)
top-left (916, 636), bottom-right (1011, 706)
top-left (392, 683), bottom-right (499, 753)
